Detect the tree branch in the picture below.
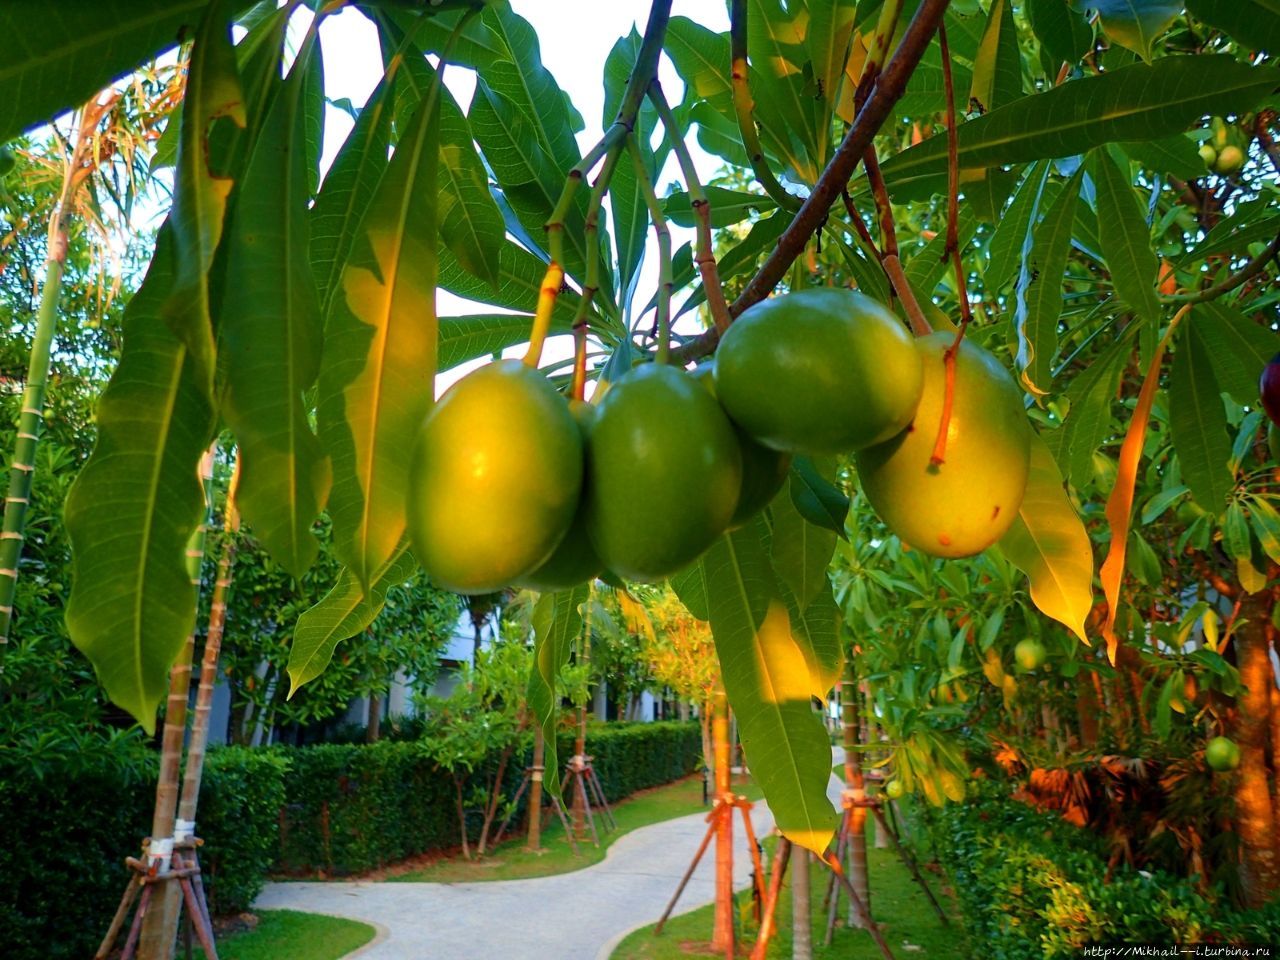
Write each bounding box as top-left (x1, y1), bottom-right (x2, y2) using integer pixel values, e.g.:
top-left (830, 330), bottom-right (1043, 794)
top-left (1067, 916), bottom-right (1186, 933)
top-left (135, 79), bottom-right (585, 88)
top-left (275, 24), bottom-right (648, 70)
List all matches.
top-left (1167, 230), bottom-right (1280, 305)
top-left (669, 0), bottom-right (951, 363)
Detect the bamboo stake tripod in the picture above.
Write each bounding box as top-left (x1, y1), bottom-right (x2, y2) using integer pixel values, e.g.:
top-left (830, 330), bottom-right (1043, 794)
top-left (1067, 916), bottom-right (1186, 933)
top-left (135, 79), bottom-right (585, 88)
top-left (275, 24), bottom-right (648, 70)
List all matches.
top-left (95, 841), bottom-right (218, 960)
top-left (492, 761), bottom-right (582, 853)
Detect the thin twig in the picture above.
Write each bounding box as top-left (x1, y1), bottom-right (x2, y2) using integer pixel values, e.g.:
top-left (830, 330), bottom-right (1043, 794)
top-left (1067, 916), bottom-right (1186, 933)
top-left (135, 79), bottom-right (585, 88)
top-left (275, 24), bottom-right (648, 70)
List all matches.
top-left (1165, 231), bottom-right (1280, 305)
top-left (648, 80), bottom-right (733, 336)
top-left (627, 134), bottom-right (674, 364)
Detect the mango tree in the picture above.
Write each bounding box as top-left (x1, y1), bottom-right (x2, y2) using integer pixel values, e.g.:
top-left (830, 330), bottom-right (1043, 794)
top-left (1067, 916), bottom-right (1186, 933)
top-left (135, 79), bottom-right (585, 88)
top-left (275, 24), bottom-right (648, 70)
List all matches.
top-left (2, 0), bottom-right (1279, 953)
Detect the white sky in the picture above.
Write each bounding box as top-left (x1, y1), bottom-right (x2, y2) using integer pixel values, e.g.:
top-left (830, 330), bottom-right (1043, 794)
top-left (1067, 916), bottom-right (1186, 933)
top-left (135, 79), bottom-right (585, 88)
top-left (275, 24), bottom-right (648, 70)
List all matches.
top-left (313, 1), bottom-right (733, 391)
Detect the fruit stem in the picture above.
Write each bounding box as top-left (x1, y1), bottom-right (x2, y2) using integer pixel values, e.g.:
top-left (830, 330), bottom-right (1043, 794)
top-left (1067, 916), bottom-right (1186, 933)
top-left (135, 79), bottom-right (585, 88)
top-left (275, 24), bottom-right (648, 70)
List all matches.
top-left (729, 0), bottom-right (802, 212)
top-left (647, 80), bottom-right (733, 336)
top-left (937, 23), bottom-right (973, 332)
top-left (627, 135), bottom-right (674, 365)
top-left (568, 143), bottom-right (625, 394)
top-left (881, 255), bottom-right (932, 336)
top-left (929, 22), bottom-right (975, 468)
top-left (523, 261), bottom-right (566, 368)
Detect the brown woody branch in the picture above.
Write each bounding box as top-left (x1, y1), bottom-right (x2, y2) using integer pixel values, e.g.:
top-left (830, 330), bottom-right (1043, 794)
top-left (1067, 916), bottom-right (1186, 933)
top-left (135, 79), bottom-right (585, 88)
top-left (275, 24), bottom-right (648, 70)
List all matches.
top-left (669, 0), bottom-right (952, 363)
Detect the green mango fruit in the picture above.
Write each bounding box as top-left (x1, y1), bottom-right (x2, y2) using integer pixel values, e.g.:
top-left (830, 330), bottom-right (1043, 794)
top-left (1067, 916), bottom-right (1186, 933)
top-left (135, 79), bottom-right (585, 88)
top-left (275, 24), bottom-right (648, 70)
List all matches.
top-left (714, 288), bottom-right (923, 454)
top-left (585, 363), bottom-right (742, 582)
top-left (513, 400), bottom-right (603, 591)
top-left (690, 363), bottom-right (791, 527)
top-left (1205, 736), bottom-right (1241, 772)
top-left (408, 360), bottom-right (582, 594)
top-left (1014, 637), bottom-right (1047, 671)
top-left (856, 333), bottom-right (1031, 558)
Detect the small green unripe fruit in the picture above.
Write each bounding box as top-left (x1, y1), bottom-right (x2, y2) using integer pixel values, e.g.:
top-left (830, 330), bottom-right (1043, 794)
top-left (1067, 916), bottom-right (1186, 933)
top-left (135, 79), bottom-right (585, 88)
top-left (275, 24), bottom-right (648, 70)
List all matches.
top-left (1205, 736), bottom-right (1241, 772)
top-left (855, 333), bottom-right (1031, 558)
top-left (1198, 144), bottom-right (1217, 169)
top-left (585, 363), bottom-right (742, 582)
top-left (1215, 144), bottom-right (1245, 175)
top-left (513, 401), bottom-right (602, 592)
top-left (1014, 638), bottom-right (1047, 671)
top-left (884, 778), bottom-right (905, 800)
top-left (408, 360), bottom-right (582, 594)
top-left (714, 289), bottom-right (923, 454)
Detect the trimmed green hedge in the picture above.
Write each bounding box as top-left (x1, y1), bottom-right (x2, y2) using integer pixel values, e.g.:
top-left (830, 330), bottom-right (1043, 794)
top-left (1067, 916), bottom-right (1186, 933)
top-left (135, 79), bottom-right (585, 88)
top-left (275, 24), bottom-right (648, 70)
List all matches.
top-left (0, 746), bottom-right (287, 960)
top-left (928, 790), bottom-right (1280, 957)
top-left (0, 720), bottom-right (699, 958)
top-left (277, 720), bottom-right (701, 875)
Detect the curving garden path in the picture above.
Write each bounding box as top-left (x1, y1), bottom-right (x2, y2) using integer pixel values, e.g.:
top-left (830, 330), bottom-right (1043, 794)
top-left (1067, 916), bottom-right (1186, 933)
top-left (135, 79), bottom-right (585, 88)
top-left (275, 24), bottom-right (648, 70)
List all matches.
top-left (254, 763), bottom-right (846, 960)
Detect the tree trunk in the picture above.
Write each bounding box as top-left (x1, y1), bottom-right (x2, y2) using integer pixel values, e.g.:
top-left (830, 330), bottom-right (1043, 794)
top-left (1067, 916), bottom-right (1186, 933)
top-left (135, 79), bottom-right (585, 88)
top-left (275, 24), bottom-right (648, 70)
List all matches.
top-left (572, 705), bottom-right (587, 839)
top-left (139, 454), bottom-right (235, 960)
top-left (1233, 591), bottom-right (1280, 907)
top-left (366, 691), bottom-right (382, 743)
top-left (478, 740), bottom-right (516, 855)
top-left (792, 847), bottom-right (812, 960)
top-left (843, 670), bottom-right (870, 927)
top-left (528, 725), bottom-right (545, 851)
top-left (711, 684), bottom-right (734, 954)
top-left (454, 776), bottom-right (472, 860)
top-left (1077, 672), bottom-right (1100, 746)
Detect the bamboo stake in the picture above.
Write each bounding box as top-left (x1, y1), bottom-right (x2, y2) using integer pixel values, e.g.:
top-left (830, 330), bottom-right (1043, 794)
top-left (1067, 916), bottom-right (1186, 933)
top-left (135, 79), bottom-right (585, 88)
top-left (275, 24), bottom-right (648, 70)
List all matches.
top-left (136, 448), bottom-right (215, 959)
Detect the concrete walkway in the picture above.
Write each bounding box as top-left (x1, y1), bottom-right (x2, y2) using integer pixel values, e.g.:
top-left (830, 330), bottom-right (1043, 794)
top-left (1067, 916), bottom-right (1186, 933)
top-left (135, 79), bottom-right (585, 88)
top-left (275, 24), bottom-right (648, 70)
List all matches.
top-left (254, 771), bottom-right (845, 960)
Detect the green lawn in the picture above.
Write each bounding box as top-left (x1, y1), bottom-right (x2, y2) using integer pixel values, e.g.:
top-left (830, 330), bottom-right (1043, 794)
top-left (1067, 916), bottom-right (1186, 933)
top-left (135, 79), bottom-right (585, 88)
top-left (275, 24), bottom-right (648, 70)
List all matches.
top-left (199, 909), bottom-right (375, 960)
top-left (387, 773), bottom-right (763, 883)
top-left (610, 823), bottom-right (962, 960)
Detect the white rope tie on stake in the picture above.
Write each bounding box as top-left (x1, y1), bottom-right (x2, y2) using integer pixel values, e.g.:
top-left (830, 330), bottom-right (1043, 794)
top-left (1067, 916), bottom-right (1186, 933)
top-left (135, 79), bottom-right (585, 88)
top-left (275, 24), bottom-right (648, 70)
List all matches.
top-left (20, 407), bottom-right (42, 417)
top-left (0, 531), bottom-right (25, 540)
top-left (0, 569), bottom-right (19, 578)
top-left (5, 497), bottom-right (29, 505)
top-left (174, 818), bottom-right (196, 844)
top-left (16, 432), bottom-right (37, 441)
top-left (147, 836), bottom-right (175, 873)
top-left (10, 462), bottom-right (33, 473)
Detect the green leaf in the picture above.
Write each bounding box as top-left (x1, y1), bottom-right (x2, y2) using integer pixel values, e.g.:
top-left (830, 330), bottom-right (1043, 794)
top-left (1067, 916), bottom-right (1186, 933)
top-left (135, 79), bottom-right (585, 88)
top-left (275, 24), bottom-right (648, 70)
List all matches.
top-left (997, 433), bottom-right (1094, 643)
top-left (439, 313), bottom-right (546, 371)
top-left (1014, 168), bottom-right (1082, 394)
top-left (905, 205), bottom-right (979, 297)
top-left (1026, 0), bottom-right (1093, 65)
top-left (1061, 334), bottom-right (1131, 487)
top-left (438, 237), bottom-right (586, 328)
top-left (1223, 501), bottom-right (1252, 560)
top-left (807, 0), bottom-right (858, 108)
top-left (985, 162), bottom-right (1051, 292)
top-left (748, 0), bottom-right (823, 178)
top-left (528, 585), bottom-right (589, 798)
top-left (604, 29), bottom-right (659, 300)
top-left (879, 56), bottom-right (1275, 199)
top-left (1195, 301), bottom-right (1280, 405)
top-left (311, 74), bottom-right (395, 320)
top-left (671, 562), bottom-right (712, 622)
top-left (318, 77), bottom-right (440, 589)
top-left (1181, 213), bottom-right (1280, 266)
top-left (1247, 496), bottom-right (1280, 564)
top-left (1120, 135), bottom-right (1206, 180)
top-left (1089, 147), bottom-right (1160, 324)
top-left (770, 487), bottom-right (838, 613)
top-left (665, 187), bottom-right (776, 228)
top-left (1169, 319), bottom-right (1234, 513)
top-left (469, 5), bottom-right (592, 282)
top-left (0, 0), bottom-right (209, 144)
top-left (287, 542), bottom-right (418, 695)
top-left (1093, 0), bottom-right (1181, 61)
top-left (666, 17), bottom-right (733, 100)
top-left (700, 522), bottom-right (837, 854)
top-left (222, 42), bottom-right (329, 579)
top-left (376, 20), bottom-right (505, 290)
top-left (160, 1), bottom-right (245, 400)
top-left (789, 456), bottom-right (850, 539)
top-left (968, 0), bottom-right (1023, 116)
top-left (1187, 0), bottom-right (1280, 53)
top-left (65, 230), bottom-right (215, 732)
top-left (784, 579), bottom-right (845, 698)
